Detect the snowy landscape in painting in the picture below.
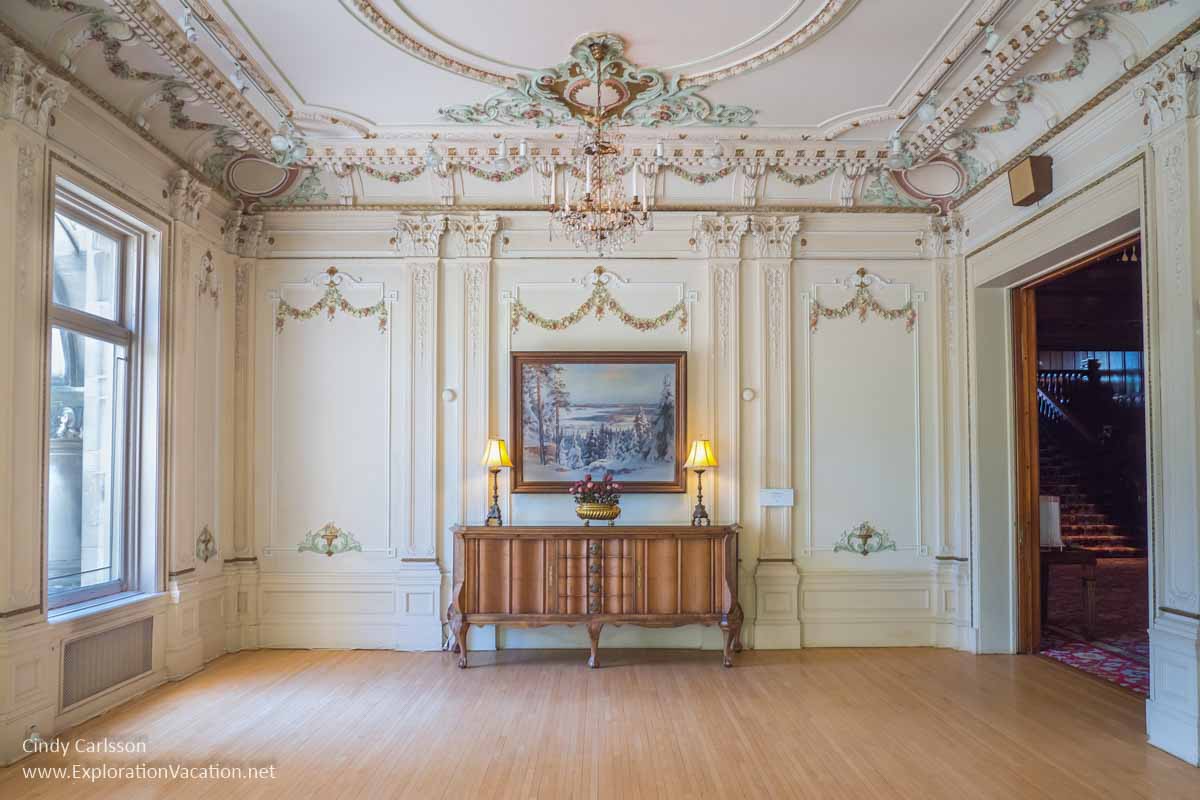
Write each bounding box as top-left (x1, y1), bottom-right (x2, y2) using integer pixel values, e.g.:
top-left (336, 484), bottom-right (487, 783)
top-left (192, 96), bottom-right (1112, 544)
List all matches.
top-left (520, 361), bottom-right (677, 485)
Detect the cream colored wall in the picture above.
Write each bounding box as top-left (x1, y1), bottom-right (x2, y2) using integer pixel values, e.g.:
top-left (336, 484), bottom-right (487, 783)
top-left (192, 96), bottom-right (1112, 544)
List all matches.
top-left (244, 210), bottom-right (970, 656)
top-left (0, 79), bottom-right (236, 763)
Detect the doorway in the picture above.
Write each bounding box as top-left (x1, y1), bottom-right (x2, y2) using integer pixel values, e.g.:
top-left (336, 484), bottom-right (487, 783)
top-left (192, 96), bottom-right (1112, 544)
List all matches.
top-left (1013, 235), bottom-right (1149, 694)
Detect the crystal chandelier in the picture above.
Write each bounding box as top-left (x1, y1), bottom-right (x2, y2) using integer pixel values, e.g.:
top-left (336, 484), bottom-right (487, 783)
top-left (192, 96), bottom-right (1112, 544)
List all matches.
top-left (549, 41), bottom-right (649, 255)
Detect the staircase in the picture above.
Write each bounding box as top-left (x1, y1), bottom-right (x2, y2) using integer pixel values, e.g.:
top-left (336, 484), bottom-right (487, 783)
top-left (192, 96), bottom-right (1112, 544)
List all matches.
top-left (1039, 425), bottom-right (1144, 557)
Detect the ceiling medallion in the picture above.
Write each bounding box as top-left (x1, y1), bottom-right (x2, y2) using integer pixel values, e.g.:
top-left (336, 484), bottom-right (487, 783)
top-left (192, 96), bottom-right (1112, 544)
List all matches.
top-left (546, 39), bottom-right (652, 255)
top-left (439, 34), bottom-right (755, 128)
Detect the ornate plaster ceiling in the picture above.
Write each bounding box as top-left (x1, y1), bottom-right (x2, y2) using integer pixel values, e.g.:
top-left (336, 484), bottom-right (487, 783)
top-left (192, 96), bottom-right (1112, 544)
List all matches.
top-left (1, 0), bottom-right (1196, 212)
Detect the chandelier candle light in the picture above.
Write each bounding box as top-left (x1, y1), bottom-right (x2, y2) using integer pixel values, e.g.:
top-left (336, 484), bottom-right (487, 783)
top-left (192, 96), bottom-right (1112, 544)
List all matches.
top-left (549, 40), bottom-right (650, 255)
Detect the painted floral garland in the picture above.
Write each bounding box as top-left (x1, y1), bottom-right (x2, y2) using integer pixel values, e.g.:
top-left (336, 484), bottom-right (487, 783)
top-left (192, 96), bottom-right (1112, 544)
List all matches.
top-left (274, 267), bottom-right (389, 334)
top-left (462, 163), bottom-right (529, 182)
top-left (770, 165), bottom-right (838, 186)
top-left (666, 164), bottom-right (737, 184)
top-left (361, 164), bottom-right (426, 183)
top-left (511, 271), bottom-right (688, 334)
top-left (809, 268), bottom-right (916, 333)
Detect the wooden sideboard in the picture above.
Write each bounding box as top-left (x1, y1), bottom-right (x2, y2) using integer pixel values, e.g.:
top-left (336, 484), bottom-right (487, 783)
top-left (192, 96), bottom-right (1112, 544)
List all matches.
top-left (449, 525), bottom-right (742, 668)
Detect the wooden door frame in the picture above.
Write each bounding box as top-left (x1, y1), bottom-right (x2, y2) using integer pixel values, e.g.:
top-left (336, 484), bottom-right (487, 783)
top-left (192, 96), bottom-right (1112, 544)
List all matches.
top-left (1012, 285), bottom-right (1041, 653)
top-left (1012, 234), bottom-right (1142, 653)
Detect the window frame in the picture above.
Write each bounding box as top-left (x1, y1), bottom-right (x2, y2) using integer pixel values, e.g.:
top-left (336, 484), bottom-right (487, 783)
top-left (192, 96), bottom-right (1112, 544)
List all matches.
top-left (46, 184), bottom-right (148, 611)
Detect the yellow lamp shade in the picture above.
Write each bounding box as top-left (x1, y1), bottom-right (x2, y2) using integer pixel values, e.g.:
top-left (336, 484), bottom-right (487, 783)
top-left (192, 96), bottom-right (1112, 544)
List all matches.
top-left (683, 439), bottom-right (718, 470)
top-left (481, 438), bottom-right (513, 469)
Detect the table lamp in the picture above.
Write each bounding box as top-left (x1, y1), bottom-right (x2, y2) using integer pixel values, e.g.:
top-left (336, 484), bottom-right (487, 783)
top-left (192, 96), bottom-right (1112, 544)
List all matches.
top-left (683, 439), bottom-right (717, 526)
top-left (481, 438), bottom-right (513, 526)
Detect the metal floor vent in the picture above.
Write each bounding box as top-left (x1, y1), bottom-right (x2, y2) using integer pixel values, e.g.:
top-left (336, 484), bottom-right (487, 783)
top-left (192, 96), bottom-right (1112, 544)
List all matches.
top-left (62, 617), bottom-right (153, 709)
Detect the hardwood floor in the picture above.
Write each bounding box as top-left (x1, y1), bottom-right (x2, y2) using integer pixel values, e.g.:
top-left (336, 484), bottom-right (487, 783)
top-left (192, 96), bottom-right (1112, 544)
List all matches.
top-left (3, 648), bottom-right (1197, 799)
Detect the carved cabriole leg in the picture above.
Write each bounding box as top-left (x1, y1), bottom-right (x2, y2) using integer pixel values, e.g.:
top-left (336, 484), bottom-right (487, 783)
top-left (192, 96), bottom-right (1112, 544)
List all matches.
top-left (452, 615), bottom-right (470, 668)
top-left (722, 602), bottom-right (745, 667)
top-left (587, 623), bottom-right (603, 669)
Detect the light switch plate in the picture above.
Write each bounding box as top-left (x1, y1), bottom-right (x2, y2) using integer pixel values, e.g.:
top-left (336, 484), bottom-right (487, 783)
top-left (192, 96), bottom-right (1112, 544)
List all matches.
top-left (759, 488), bottom-right (795, 507)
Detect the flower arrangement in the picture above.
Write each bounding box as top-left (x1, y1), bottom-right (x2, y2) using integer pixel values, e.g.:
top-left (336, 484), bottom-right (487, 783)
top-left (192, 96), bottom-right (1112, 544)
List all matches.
top-left (569, 472), bottom-right (622, 506)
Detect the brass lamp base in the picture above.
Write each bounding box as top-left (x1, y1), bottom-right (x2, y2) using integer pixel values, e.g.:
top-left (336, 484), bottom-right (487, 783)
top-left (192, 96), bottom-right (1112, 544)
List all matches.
top-left (691, 469), bottom-right (711, 527)
top-left (485, 468), bottom-right (503, 526)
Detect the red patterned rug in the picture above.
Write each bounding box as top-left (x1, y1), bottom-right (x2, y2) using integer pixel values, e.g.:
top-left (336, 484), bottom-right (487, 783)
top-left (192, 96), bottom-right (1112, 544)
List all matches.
top-left (1038, 558), bottom-right (1149, 694)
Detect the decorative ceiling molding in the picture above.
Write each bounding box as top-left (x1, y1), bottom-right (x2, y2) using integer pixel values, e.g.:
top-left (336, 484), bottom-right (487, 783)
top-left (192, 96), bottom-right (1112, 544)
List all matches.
top-left (178, 0), bottom-right (293, 114)
top-left (0, 21), bottom-right (224, 196)
top-left (345, 1), bottom-right (855, 91)
top-left (954, 16), bottom-right (1200, 207)
top-left (909, 0), bottom-right (1094, 161)
top-left (677, 0), bottom-right (857, 86)
top-left (99, 0), bottom-right (276, 154)
top-left (438, 34), bottom-right (755, 129)
top-left (344, 0), bottom-right (513, 87)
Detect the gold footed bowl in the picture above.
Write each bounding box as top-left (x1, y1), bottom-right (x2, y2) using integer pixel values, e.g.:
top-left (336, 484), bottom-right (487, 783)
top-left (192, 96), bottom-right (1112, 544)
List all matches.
top-left (576, 503), bottom-right (621, 526)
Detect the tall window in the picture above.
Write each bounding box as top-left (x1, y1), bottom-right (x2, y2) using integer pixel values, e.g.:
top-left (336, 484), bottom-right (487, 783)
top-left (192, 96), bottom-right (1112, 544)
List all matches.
top-left (47, 185), bottom-right (145, 609)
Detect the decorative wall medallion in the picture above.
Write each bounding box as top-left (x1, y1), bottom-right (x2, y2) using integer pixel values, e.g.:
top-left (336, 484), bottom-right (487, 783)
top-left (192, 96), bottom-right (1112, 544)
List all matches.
top-left (510, 266), bottom-right (688, 334)
top-left (197, 249), bottom-right (220, 305)
top-left (195, 525), bottom-right (217, 563)
top-left (832, 522), bottom-right (897, 556)
top-left (297, 522), bottom-right (363, 557)
top-left (274, 266), bottom-right (389, 334)
top-left (809, 268), bottom-right (916, 333)
top-left (438, 34), bottom-right (755, 128)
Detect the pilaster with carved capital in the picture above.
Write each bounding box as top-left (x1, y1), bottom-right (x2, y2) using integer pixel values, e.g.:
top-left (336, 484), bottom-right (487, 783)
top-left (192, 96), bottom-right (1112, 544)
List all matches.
top-left (393, 214), bottom-right (448, 258)
top-left (168, 170), bottom-right (213, 226)
top-left (749, 216), bottom-right (801, 260)
top-left (693, 214), bottom-right (749, 259)
top-left (1141, 32), bottom-right (1200, 764)
top-left (447, 215), bottom-right (499, 259)
top-left (1136, 35), bottom-right (1199, 135)
top-left (0, 45), bottom-right (69, 138)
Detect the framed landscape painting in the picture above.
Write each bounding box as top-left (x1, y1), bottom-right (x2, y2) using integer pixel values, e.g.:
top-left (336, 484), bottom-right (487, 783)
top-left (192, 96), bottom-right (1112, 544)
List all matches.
top-left (510, 351), bottom-right (687, 493)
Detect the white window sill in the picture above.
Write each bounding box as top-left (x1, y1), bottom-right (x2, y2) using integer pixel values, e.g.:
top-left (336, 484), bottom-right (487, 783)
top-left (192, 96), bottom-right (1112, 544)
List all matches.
top-left (49, 591), bottom-right (168, 628)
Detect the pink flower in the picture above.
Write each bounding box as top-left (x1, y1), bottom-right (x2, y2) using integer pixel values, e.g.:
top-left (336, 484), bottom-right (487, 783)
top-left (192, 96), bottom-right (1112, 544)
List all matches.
top-left (586, 482), bottom-right (594, 489)
top-left (583, 474), bottom-right (592, 482)
top-left (613, 483), bottom-right (622, 490)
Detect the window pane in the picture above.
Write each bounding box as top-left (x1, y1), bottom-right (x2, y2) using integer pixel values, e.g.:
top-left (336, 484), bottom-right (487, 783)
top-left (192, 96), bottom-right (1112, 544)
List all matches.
top-left (53, 213), bottom-right (121, 321)
top-left (48, 328), bottom-right (126, 597)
